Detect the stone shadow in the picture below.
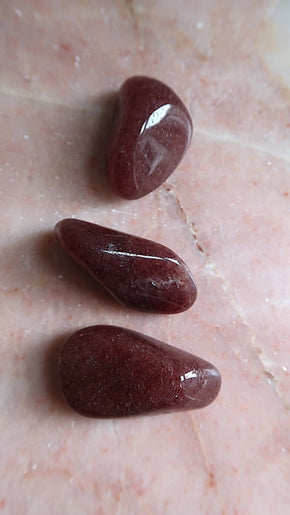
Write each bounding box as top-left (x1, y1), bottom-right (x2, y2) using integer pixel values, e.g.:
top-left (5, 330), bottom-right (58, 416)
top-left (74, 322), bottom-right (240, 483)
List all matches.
top-left (41, 331), bottom-right (71, 416)
top-left (0, 229), bottom-right (119, 311)
top-left (84, 91), bottom-right (119, 204)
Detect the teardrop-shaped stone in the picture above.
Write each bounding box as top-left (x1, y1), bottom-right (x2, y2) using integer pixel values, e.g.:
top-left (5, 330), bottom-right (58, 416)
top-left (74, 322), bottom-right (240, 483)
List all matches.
top-left (107, 76), bottom-right (193, 199)
top-left (58, 325), bottom-right (221, 417)
top-left (55, 218), bottom-right (197, 314)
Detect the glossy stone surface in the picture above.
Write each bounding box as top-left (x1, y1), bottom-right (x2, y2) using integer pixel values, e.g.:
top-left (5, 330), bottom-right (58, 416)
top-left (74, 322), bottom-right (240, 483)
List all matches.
top-left (55, 218), bottom-right (197, 314)
top-left (107, 76), bottom-right (193, 199)
top-left (58, 325), bottom-right (221, 418)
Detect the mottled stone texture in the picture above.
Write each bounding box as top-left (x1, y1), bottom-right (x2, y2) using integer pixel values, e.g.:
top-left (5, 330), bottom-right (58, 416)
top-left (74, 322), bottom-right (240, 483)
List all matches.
top-left (55, 218), bottom-right (197, 314)
top-left (58, 325), bottom-right (221, 417)
top-left (107, 76), bottom-right (193, 199)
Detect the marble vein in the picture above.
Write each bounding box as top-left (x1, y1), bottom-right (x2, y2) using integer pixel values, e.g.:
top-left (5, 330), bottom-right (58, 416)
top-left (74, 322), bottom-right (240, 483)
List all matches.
top-left (115, 467), bottom-right (125, 515)
top-left (0, 87), bottom-right (289, 164)
top-left (189, 413), bottom-right (226, 514)
top-left (161, 184), bottom-right (289, 409)
top-left (195, 127), bottom-right (290, 164)
top-left (123, 0), bottom-right (138, 29)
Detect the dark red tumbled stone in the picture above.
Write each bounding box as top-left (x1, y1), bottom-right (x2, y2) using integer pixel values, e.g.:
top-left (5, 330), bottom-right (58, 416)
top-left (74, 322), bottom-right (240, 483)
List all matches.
top-left (55, 218), bottom-right (197, 314)
top-left (107, 76), bottom-right (193, 199)
top-left (58, 325), bottom-right (221, 417)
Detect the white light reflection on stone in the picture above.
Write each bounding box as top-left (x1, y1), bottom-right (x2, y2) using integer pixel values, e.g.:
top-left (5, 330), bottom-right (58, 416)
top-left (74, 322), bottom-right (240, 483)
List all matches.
top-left (140, 104), bottom-right (171, 134)
top-left (102, 248), bottom-right (180, 266)
top-left (180, 370), bottom-right (198, 381)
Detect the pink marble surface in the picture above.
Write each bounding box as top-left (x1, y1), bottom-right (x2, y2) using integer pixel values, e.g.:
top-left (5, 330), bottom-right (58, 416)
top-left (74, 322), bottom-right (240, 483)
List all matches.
top-left (0, 1), bottom-right (289, 513)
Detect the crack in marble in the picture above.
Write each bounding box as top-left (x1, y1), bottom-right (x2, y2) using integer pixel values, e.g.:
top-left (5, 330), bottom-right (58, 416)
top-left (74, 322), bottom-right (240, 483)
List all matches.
top-left (123, 0), bottom-right (138, 29)
top-left (161, 183), bottom-right (208, 259)
top-left (204, 263), bottom-right (289, 409)
top-left (189, 413), bottom-right (226, 514)
top-left (0, 87), bottom-right (289, 164)
top-left (162, 185), bottom-right (289, 409)
top-left (122, 0), bottom-right (145, 70)
top-left (259, 356), bottom-right (290, 410)
top-left (213, 320), bottom-right (288, 410)
top-left (113, 420), bottom-right (120, 448)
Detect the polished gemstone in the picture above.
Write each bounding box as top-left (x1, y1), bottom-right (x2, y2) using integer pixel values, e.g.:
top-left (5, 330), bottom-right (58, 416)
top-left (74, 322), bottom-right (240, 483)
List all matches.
top-left (58, 325), bottom-right (221, 417)
top-left (55, 218), bottom-right (197, 314)
top-left (107, 76), bottom-right (193, 199)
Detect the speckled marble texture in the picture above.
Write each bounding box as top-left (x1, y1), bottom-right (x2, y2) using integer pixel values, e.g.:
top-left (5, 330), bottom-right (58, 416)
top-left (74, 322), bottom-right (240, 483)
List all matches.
top-left (0, 1), bottom-right (289, 514)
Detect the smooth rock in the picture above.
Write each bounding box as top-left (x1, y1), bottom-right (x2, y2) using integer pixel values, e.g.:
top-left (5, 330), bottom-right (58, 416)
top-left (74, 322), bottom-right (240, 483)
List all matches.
top-left (58, 325), bottom-right (221, 417)
top-left (55, 218), bottom-right (197, 314)
top-left (107, 76), bottom-right (193, 199)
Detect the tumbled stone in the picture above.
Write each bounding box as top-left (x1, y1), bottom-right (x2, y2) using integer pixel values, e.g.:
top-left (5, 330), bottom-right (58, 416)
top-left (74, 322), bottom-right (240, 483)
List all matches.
top-left (58, 325), bottom-right (221, 417)
top-left (107, 76), bottom-right (193, 199)
top-left (55, 218), bottom-right (197, 314)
